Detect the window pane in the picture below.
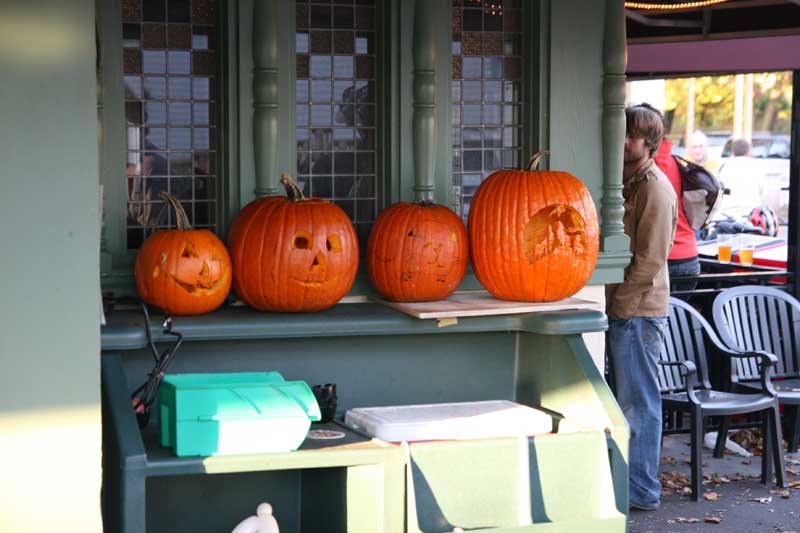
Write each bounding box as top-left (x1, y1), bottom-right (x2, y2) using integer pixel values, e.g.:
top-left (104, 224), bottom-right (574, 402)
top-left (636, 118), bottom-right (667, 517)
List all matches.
top-left (296, 0), bottom-right (377, 229)
top-left (451, 3), bottom-right (524, 220)
top-left (123, 0), bottom-right (219, 248)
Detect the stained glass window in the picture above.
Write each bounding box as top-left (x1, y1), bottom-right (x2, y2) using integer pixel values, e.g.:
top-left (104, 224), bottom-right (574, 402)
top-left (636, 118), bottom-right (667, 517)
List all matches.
top-left (296, 0), bottom-right (377, 242)
top-left (122, 0), bottom-right (218, 249)
top-left (452, 0), bottom-right (523, 220)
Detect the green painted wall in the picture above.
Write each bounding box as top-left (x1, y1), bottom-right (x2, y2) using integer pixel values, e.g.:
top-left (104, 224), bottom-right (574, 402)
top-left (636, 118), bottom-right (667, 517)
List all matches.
top-left (548, 0), bottom-right (606, 208)
top-left (0, 1), bottom-right (102, 531)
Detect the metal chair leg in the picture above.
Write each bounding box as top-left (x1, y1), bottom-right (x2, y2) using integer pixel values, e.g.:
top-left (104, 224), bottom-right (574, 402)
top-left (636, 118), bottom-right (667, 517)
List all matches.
top-left (762, 410), bottom-right (773, 485)
top-left (770, 405), bottom-right (787, 488)
top-left (713, 416), bottom-right (730, 458)
top-left (787, 405), bottom-right (800, 454)
top-left (691, 409), bottom-right (703, 501)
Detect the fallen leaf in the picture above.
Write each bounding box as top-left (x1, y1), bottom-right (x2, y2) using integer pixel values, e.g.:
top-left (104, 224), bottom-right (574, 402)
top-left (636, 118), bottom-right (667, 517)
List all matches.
top-left (704, 517), bottom-right (722, 524)
top-left (662, 455), bottom-right (677, 464)
top-left (769, 489), bottom-right (791, 498)
top-left (787, 480), bottom-right (800, 488)
top-left (787, 467), bottom-right (800, 476)
top-left (786, 457), bottom-right (800, 465)
top-left (704, 491), bottom-right (720, 501)
top-left (675, 517), bottom-right (701, 523)
top-left (751, 496), bottom-right (772, 504)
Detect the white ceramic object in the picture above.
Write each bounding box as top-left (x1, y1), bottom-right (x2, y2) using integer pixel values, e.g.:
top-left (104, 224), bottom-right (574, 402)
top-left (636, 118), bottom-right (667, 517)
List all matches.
top-left (231, 503), bottom-right (280, 533)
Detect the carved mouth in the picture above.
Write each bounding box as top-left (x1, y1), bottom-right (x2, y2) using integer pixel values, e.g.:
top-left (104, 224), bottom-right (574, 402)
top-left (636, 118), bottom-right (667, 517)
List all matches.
top-left (290, 276), bottom-right (339, 289)
top-left (171, 267), bottom-right (230, 295)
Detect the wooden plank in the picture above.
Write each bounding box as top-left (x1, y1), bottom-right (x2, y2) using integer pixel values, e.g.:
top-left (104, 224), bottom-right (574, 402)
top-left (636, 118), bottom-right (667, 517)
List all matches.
top-left (373, 291), bottom-right (601, 320)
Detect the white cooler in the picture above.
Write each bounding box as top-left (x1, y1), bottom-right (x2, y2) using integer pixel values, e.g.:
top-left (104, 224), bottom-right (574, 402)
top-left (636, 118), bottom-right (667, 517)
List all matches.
top-left (344, 400), bottom-right (553, 442)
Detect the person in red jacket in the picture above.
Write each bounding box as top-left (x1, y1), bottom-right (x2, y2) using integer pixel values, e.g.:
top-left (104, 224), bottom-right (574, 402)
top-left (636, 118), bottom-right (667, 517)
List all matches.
top-left (643, 105), bottom-right (700, 291)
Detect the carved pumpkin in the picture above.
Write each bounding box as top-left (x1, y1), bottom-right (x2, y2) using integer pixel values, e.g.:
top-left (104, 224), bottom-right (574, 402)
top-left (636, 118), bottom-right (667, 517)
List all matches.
top-left (134, 192), bottom-right (232, 315)
top-left (367, 201), bottom-right (468, 302)
top-left (468, 150), bottom-right (599, 302)
top-left (227, 174), bottom-right (359, 312)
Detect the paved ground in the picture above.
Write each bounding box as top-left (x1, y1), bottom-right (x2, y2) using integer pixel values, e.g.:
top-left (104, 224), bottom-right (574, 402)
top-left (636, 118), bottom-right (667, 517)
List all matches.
top-left (628, 433), bottom-right (800, 533)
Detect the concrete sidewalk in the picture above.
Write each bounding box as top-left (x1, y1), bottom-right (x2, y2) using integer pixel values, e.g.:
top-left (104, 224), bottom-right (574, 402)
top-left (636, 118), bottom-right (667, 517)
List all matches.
top-left (628, 433), bottom-right (800, 533)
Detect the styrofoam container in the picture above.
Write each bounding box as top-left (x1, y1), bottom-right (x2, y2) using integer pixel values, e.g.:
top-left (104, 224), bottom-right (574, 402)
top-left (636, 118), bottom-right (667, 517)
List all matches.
top-left (344, 400), bottom-right (553, 442)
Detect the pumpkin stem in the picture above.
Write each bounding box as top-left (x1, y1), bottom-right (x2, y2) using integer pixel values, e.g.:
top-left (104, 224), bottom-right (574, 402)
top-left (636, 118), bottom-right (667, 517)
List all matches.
top-left (416, 200), bottom-right (435, 207)
top-left (159, 191), bottom-right (192, 230)
top-left (526, 150), bottom-right (551, 171)
top-left (279, 173), bottom-right (306, 202)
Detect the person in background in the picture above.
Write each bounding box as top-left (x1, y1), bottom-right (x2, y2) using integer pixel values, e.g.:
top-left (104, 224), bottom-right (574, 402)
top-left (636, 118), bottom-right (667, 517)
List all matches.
top-left (606, 104), bottom-right (678, 512)
top-left (686, 130), bottom-right (720, 176)
top-left (642, 105), bottom-right (700, 291)
top-left (717, 139), bottom-right (765, 219)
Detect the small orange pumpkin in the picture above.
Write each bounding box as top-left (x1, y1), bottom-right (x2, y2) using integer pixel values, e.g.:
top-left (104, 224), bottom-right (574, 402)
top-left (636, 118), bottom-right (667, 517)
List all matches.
top-left (468, 150), bottom-right (599, 302)
top-left (367, 201), bottom-right (468, 302)
top-left (227, 174), bottom-right (359, 312)
top-left (134, 192), bottom-right (232, 315)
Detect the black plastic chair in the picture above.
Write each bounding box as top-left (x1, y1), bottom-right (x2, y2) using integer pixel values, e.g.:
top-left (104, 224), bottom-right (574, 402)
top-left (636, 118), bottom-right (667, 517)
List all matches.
top-left (658, 297), bottom-right (786, 500)
top-left (712, 285), bottom-right (800, 453)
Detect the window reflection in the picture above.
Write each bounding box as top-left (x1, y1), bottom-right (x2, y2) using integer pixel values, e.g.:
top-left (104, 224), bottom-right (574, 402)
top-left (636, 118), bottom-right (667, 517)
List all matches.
top-left (123, 0), bottom-right (218, 249)
top-left (296, 0), bottom-right (377, 242)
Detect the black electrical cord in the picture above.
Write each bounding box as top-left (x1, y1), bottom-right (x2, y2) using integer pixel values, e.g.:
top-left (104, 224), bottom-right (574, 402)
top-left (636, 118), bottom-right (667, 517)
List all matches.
top-left (131, 302), bottom-right (183, 429)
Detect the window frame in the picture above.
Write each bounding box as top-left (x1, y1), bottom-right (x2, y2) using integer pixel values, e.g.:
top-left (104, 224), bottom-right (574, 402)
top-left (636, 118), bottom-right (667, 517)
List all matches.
top-left (98, 0), bottom-right (554, 297)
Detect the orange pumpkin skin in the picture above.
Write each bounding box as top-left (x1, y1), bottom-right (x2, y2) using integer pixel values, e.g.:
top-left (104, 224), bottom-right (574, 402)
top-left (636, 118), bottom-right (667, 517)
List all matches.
top-left (468, 160), bottom-right (599, 302)
top-left (134, 195), bottom-right (232, 315)
top-left (367, 202), bottom-right (468, 302)
top-left (227, 181), bottom-right (359, 312)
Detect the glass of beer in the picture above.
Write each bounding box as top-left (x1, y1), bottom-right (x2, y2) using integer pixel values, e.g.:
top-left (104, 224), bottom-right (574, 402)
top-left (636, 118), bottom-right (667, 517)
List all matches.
top-left (739, 236), bottom-right (755, 266)
top-left (717, 234), bottom-right (733, 264)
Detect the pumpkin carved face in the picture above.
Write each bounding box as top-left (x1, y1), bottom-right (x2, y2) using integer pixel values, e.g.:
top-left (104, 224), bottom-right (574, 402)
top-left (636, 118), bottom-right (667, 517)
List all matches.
top-left (468, 151), bottom-right (599, 302)
top-left (227, 174), bottom-right (359, 312)
top-left (135, 192), bottom-right (232, 315)
top-left (368, 202), bottom-right (468, 302)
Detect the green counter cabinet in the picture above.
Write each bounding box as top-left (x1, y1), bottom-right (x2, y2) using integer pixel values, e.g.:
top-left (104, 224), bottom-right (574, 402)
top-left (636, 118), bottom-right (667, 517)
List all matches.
top-left (101, 303), bottom-right (629, 532)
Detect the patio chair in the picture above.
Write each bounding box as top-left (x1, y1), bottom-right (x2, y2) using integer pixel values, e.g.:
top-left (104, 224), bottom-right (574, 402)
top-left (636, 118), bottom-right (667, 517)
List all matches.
top-left (712, 285), bottom-right (800, 453)
top-left (659, 297), bottom-right (786, 500)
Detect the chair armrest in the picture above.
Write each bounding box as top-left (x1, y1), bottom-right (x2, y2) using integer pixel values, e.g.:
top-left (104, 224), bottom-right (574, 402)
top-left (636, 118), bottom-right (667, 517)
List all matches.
top-left (658, 360), bottom-right (700, 404)
top-left (724, 350), bottom-right (778, 396)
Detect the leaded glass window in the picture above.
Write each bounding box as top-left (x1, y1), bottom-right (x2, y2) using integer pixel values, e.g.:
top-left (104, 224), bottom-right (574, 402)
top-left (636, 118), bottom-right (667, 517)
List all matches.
top-left (122, 0), bottom-right (218, 249)
top-left (452, 0), bottom-right (523, 220)
top-left (296, 0), bottom-right (377, 242)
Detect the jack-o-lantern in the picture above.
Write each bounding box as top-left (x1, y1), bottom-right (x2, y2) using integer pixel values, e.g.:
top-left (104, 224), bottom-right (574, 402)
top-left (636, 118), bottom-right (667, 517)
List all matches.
top-left (134, 192), bottom-right (232, 315)
top-left (227, 174), bottom-right (359, 312)
top-left (367, 201), bottom-right (468, 302)
top-left (468, 150), bottom-right (599, 302)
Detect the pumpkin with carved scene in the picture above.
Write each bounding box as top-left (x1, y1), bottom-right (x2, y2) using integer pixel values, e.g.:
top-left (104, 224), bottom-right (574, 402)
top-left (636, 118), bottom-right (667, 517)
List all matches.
top-left (227, 174), bottom-right (359, 312)
top-left (468, 150), bottom-right (599, 302)
top-left (368, 201), bottom-right (468, 302)
top-left (134, 192), bottom-right (232, 315)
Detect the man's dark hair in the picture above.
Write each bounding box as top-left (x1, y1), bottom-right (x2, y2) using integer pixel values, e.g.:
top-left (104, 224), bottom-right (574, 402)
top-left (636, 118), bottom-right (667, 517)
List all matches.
top-left (626, 104), bottom-right (664, 157)
top-left (731, 138), bottom-right (751, 157)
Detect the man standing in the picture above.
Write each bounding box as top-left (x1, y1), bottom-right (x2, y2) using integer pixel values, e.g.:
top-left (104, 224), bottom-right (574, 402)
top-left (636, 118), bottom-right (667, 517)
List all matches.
top-left (718, 139), bottom-right (765, 219)
top-left (606, 104), bottom-right (678, 511)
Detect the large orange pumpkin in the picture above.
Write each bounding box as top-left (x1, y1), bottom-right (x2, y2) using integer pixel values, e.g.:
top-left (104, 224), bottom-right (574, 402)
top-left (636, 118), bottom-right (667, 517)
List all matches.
top-left (468, 151), bottom-right (599, 302)
top-left (134, 192), bottom-right (232, 315)
top-left (227, 174), bottom-right (359, 312)
top-left (367, 201), bottom-right (468, 302)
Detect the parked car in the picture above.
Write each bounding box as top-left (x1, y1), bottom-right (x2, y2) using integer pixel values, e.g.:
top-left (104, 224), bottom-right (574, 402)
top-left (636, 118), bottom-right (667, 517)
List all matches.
top-left (718, 133), bottom-right (791, 222)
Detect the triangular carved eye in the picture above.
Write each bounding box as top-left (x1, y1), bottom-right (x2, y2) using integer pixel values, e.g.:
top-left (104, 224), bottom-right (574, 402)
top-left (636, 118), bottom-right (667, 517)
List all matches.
top-left (407, 226), bottom-right (418, 237)
top-left (293, 231), bottom-right (312, 249)
top-left (327, 234), bottom-right (342, 253)
top-left (182, 241), bottom-right (198, 258)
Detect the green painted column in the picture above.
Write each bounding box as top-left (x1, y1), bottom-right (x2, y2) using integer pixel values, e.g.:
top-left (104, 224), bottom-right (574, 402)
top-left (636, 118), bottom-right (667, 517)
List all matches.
top-left (412, 0), bottom-right (437, 202)
top-left (0, 1), bottom-right (102, 530)
top-left (252, 0), bottom-right (281, 197)
top-left (600, 0), bottom-right (629, 253)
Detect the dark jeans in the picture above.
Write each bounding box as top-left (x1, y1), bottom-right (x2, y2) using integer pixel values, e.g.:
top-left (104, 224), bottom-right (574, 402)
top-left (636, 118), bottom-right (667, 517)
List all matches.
top-left (668, 256), bottom-right (701, 292)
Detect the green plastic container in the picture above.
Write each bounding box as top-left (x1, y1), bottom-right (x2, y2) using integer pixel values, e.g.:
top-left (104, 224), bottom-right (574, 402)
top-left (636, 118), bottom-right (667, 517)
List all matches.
top-left (158, 371), bottom-right (321, 457)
